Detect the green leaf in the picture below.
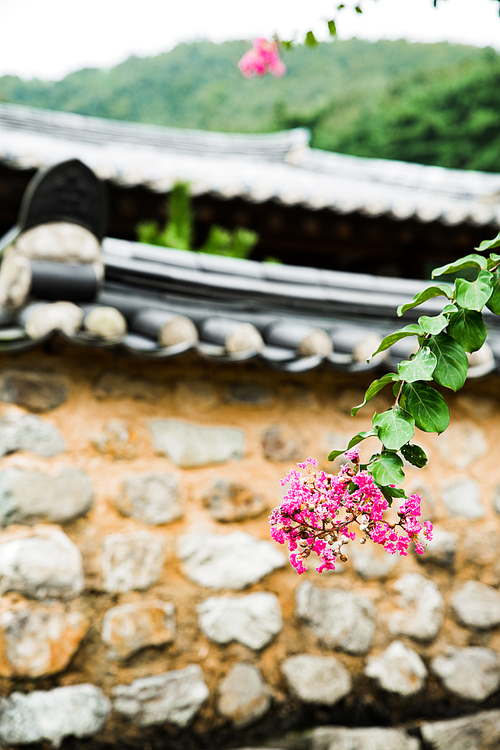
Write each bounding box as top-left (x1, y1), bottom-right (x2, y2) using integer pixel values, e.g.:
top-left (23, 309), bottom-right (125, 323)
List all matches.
top-left (398, 347), bottom-right (437, 382)
top-left (397, 284), bottom-right (453, 316)
top-left (447, 309), bottom-right (487, 353)
top-left (305, 30), bottom-right (318, 46)
top-left (373, 407), bottom-right (415, 451)
top-left (401, 443), bottom-right (428, 468)
top-left (455, 270), bottom-right (493, 311)
top-left (418, 314), bottom-right (448, 335)
top-left (427, 332), bottom-right (468, 391)
top-left (355, 4), bottom-right (362, 12)
top-left (370, 324), bottom-right (423, 357)
top-left (370, 451), bottom-right (405, 486)
top-left (486, 270), bottom-right (500, 314)
top-left (401, 381), bottom-right (450, 434)
top-left (487, 253), bottom-right (500, 270)
top-left (431, 253), bottom-right (487, 278)
top-left (337, 3), bottom-right (345, 8)
top-left (378, 483), bottom-right (407, 506)
top-left (443, 304), bottom-right (458, 314)
top-left (280, 40), bottom-right (294, 50)
top-left (351, 373), bottom-right (399, 416)
top-left (476, 231), bottom-right (500, 253)
top-left (327, 427), bottom-right (379, 461)
top-left (327, 19), bottom-right (337, 36)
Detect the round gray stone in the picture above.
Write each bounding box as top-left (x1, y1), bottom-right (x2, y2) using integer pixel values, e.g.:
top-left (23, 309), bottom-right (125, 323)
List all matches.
top-left (436, 423), bottom-right (488, 469)
top-left (366, 640), bottom-right (427, 696)
top-left (202, 478), bottom-right (266, 522)
top-left (113, 664), bottom-right (208, 727)
top-left (197, 592), bottom-right (282, 649)
top-left (102, 600), bottom-right (176, 659)
top-left (0, 413), bottom-right (65, 458)
top-left (0, 528), bottom-right (84, 599)
top-left (451, 581), bottom-right (500, 630)
top-left (416, 527), bottom-right (457, 568)
top-left (262, 424), bottom-right (303, 462)
top-left (281, 654), bottom-right (351, 705)
top-left (102, 531), bottom-right (166, 593)
top-left (311, 726), bottom-right (421, 750)
top-left (0, 467), bottom-right (94, 527)
top-left (0, 370), bottom-right (68, 413)
top-left (115, 472), bottom-right (183, 525)
top-left (350, 543), bottom-right (397, 580)
top-left (178, 531), bottom-right (285, 590)
top-left (0, 684), bottom-right (110, 747)
top-left (431, 647), bottom-right (500, 701)
top-left (440, 479), bottom-right (484, 519)
top-left (148, 419), bottom-right (245, 468)
top-left (296, 581), bottom-right (376, 655)
top-left (388, 572), bottom-right (444, 642)
top-left (217, 663), bottom-right (271, 728)
top-left (91, 419), bottom-right (136, 460)
top-left (421, 710), bottom-right (500, 750)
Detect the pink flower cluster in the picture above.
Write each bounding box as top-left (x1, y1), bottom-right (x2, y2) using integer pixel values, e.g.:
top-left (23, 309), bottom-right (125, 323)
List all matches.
top-left (269, 455), bottom-right (433, 574)
top-left (238, 38), bottom-right (286, 78)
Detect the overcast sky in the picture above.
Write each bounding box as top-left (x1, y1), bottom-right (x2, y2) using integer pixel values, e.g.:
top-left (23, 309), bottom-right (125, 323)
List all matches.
top-left (0, 0), bottom-right (498, 80)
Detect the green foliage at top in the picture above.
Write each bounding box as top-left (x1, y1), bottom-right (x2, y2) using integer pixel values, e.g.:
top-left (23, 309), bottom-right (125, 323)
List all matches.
top-left (326, 47), bottom-right (500, 171)
top-left (0, 39), bottom-right (495, 170)
top-left (137, 181), bottom-right (258, 259)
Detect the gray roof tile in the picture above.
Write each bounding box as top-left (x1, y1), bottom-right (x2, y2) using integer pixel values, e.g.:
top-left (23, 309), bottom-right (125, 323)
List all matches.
top-left (1, 103), bottom-right (500, 227)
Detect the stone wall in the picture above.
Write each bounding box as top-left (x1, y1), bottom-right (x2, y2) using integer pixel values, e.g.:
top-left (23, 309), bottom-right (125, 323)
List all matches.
top-left (0, 343), bottom-right (499, 748)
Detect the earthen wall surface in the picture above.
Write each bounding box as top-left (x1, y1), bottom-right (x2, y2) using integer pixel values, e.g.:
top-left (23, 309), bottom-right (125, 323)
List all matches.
top-left (0, 343), bottom-right (499, 748)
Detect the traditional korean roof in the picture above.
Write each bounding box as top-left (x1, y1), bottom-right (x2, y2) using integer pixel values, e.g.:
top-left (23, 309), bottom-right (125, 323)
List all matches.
top-left (1, 102), bottom-right (500, 228)
top-left (0, 229), bottom-right (498, 379)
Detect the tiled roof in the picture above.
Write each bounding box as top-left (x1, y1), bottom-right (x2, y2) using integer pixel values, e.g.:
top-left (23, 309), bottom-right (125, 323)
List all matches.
top-left (1, 234), bottom-right (499, 379)
top-left (1, 103), bottom-right (500, 228)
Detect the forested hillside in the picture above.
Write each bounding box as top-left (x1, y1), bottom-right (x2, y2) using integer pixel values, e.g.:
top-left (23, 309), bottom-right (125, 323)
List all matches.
top-left (0, 38), bottom-right (498, 171)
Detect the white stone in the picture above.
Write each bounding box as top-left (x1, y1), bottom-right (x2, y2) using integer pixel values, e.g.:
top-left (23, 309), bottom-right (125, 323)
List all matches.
top-left (281, 655), bottom-right (351, 705)
top-left (178, 531), bottom-right (285, 590)
top-left (421, 710), bottom-right (500, 750)
top-left (148, 419), bottom-right (245, 468)
top-left (0, 684), bottom-right (110, 747)
top-left (217, 663), bottom-right (271, 728)
top-left (0, 603), bottom-right (88, 677)
top-left (440, 479), bottom-right (484, 519)
top-left (25, 301), bottom-right (84, 339)
top-left (311, 726), bottom-right (420, 750)
top-left (115, 472), bottom-right (183, 525)
top-left (0, 467), bottom-right (94, 527)
top-left (102, 531), bottom-right (166, 593)
top-left (13, 222), bottom-right (101, 264)
top-left (197, 592), bottom-right (282, 649)
top-left (102, 600), bottom-right (175, 660)
top-left (113, 664), bottom-right (209, 727)
top-left (0, 528), bottom-right (84, 599)
top-left (431, 647), bottom-right (500, 701)
top-left (451, 581), bottom-right (500, 630)
top-left (436, 422), bottom-right (487, 469)
top-left (388, 572), bottom-right (444, 642)
top-left (295, 581), bottom-right (376, 655)
top-left (0, 413), bottom-right (65, 458)
top-left (366, 640), bottom-right (427, 696)
top-left (417, 527), bottom-right (457, 568)
top-left (350, 543), bottom-right (398, 580)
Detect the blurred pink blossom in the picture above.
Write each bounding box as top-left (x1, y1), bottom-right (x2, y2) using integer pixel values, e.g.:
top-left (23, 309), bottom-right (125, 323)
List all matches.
top-left (238, 38), bottom-right (286, 78)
